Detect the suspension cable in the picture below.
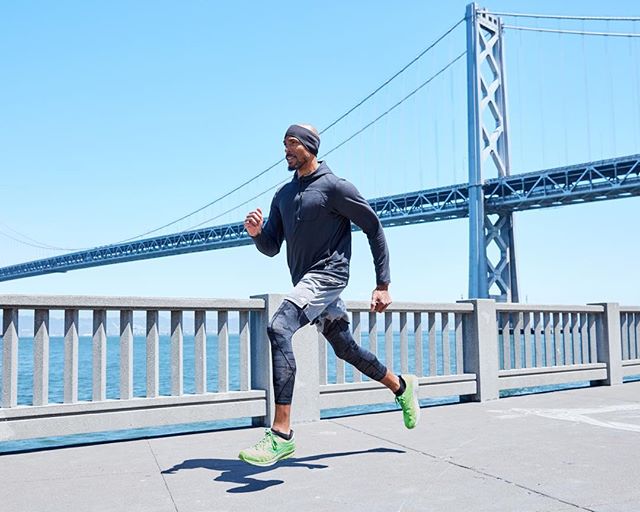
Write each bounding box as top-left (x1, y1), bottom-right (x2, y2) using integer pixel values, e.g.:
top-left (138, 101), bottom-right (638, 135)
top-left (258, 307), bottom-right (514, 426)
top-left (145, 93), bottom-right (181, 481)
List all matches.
top-left (116, 18), bottom-right (466, 243)
top-left (185, 51), bottom-right (467, 229)
top-left (321, 52), bottom-right (466, 160)
top-left (6, 18), bottom-right (468, 253)
top-left (483, 11), bottom-right (640, 21)
top-left (0, 222), bottom-right (78, 251)
top-left (503, 26), bottom-right (640, 37)
top-left (320, 17), bottom-right (465, 134)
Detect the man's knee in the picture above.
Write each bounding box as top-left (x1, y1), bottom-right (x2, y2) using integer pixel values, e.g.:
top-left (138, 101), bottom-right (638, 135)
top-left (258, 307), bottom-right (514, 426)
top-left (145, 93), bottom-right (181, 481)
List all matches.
top-left (323, 318), bottom-right (358, 360)
top-left (321, 317), bottom-right (350, 339)
top-left (267, 300), bottom-right (309, 343)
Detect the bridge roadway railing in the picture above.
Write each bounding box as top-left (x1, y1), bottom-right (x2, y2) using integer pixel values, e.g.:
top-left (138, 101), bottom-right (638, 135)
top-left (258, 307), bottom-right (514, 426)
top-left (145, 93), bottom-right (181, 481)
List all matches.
top-left (0, 295), bottom-right (638, 442)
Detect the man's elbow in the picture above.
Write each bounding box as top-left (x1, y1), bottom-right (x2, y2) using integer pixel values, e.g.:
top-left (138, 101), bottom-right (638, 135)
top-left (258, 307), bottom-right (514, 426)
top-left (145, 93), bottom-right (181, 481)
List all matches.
top-left (257, 245), bottom-right (280, 257)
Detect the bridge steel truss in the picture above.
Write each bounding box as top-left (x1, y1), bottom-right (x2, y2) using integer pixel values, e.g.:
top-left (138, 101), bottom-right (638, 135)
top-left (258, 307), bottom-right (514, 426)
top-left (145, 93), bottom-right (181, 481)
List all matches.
top-left (1, 154), bottom-right (638, 283)
top-left (466, 2), bottom-right (517, 302)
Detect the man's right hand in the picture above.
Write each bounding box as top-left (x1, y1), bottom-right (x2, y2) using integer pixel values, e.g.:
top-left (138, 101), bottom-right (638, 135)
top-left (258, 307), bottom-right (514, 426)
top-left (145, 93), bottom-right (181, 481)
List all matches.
top-left (244, 208), bottom-right (263, 237)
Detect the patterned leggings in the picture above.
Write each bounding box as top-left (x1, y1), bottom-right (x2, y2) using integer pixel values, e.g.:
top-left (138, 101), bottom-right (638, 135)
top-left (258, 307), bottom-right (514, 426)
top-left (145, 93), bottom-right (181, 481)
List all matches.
top-left (268, 299), bottom-right (387, 405)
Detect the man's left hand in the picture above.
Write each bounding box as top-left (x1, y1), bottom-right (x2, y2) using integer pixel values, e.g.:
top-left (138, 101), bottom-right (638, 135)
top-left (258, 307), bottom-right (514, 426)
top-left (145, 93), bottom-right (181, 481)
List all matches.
top-left (370, 286), bottom-right (392, 313)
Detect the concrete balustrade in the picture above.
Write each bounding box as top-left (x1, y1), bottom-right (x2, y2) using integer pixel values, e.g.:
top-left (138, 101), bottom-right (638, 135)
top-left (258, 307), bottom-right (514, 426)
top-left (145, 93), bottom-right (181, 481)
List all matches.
top-left (0, 294), bottom-right (638, 443)
top-left (318, 301), bottom-right (477, 410)
top-left (620, 306), bottom-right (640, 378)
top-left (0, 295), bottom-right (267, 442)
top-left (493, 304), bottom-right (609, 390)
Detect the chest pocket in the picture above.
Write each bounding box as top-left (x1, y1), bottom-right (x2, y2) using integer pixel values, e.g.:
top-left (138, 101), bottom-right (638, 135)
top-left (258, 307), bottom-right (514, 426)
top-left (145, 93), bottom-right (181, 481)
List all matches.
top-left (298, 190), bottom-right (326, 221)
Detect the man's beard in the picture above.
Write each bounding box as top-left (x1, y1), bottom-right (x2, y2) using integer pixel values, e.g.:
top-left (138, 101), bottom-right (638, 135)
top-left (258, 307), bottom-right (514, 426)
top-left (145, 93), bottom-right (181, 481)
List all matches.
top-left (287, 158), bottom-right (303, 172)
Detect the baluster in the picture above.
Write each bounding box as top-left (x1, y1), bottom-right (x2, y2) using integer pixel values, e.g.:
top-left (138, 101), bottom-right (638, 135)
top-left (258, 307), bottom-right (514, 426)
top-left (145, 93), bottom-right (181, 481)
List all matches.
top-left (534, 311), bottom-right (543, 367)
top-left (502, 312), bottom-right (511, 370)
top-left (413, 312), bottom-right (423, 377)
top-left (523, 312), bottom-right (532, 368)
top-left (352, 312), bottom-right (362, 382)
top-left (514, 312), bottom-right (523, 369)
top-left (588, 313), bottom-right (598, 363)
top-left (562, 312), bottom-right (572, 365)
top-left (318, 329), bottom-right (327, 385)
top-left (194, 310), bottom-right (207, 393)
top-left (542, 312), bottom-right (551, 366)
top-left (571, 312), bottom-right (580, 364)
top-left (171, 310), bottom-right (183, 396)
top-left (64, 309), bottom-right (79, 403)
top-left (368, 312), bottom-right (377, 357)
top-left (632, 313), bottom-right (640, 359)
top-left (93, 309), bottom-right (107, 402)
top-left (580, 312), bottom-right (589, 364)
top-left (239, 310), bottom-right (249, 391)
top-left (621, 313), bottom-right (630, 361)
top-left (146, 310), bottom-right (159, 398)
top-left (455, 313), bottom-right (463, 374)
top-left (218, 311), bottom-right (229, 392)
top-left (399, 312), bottom-right (408, 374)
top-left (428, 312), bottom-right (436, 376)
top-left (120, 309), bottom-right (133, 400)
top-left (442, 312), bottom-right (451, 375)
top-left (553, 312), bottom-right (562, 366)
top-left (2, 308), bottom-right (19, 408)
top-left (33, 309), bottom-right (50, 406)
top-left (385, 312), bottom-right (393, 371)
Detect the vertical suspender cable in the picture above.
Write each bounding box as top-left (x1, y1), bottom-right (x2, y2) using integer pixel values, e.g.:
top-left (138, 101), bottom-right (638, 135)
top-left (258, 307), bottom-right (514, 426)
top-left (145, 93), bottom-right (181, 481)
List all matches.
top-left (558, 18), bottom-right (569, 165)
top-left (415, 55), bottom-right (424, 190)
top-left (402, 57), bottom-right (409, 194)
top-left (536, 17), bottom-right (547, 168)
top-left (515, 17), bottom-right (524, 170)
top-left (434, 51), bottom-right (441, 188)
top-left (634, 21), bottom-right (640, 148)
top-left (434, 100), bottom-right (441, 188)
top-left (449, 35), bottom-right (458, 184)
top-left (605, 20), bottom-right (617, 157)
top-left (581, 20), bottom-right (592, 161)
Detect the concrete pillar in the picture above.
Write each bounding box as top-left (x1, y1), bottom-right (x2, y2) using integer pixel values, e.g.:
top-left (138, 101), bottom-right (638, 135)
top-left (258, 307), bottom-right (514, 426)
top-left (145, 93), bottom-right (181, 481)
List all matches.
top-left (92, 309), bottom-right (107, 402)
top-left (2, 308), bottom-right (19, 408)
top-left (589, 302), bottom-right (623, 386)
top-left (250, 294), bottom-right (320, 427)
top-left (33, 309), bottom-right (50, 406)
top-left (64, 309), bottom-right (79, 404)
top-left (459, 299), bottom-right (499, 401)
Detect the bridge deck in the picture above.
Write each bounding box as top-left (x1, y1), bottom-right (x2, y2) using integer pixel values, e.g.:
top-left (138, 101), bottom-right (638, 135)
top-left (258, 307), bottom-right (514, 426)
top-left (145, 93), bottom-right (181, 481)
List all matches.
top-left (2, 382), bottom-right (639, 511)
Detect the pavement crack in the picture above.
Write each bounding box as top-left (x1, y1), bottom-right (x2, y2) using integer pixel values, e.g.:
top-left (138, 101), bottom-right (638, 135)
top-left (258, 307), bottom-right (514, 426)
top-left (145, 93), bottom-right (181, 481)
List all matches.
top-left (147, 440), bottom-right (179, 512)
top-left (329, 419), bottom-right (597, 512)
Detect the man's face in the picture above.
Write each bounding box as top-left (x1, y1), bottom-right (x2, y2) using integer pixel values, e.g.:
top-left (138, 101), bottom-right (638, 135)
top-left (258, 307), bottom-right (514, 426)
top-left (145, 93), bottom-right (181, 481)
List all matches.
top-left (284, 136), bottom-right (312, 171)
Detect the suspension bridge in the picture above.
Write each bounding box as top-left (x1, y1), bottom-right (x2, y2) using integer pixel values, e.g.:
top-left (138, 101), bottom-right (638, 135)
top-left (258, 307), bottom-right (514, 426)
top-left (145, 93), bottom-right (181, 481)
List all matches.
top-left (1, 4), bottom-right (639, 302)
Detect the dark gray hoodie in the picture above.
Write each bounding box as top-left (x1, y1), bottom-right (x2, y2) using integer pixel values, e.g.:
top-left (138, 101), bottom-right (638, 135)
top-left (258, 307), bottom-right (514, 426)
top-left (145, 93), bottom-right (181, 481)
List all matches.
top-left (252, 161), bottom-right (390, 287)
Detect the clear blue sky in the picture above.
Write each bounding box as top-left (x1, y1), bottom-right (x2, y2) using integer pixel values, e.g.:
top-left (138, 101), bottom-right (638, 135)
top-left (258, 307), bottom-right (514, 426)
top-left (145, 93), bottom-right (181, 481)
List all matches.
top-left (1, 1), bottom-right (639, 305)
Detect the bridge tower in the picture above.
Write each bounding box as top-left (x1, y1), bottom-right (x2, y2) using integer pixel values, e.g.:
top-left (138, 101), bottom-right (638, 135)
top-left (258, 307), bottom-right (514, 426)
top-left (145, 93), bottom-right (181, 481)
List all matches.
top-left (466, 3), bottom-right (519, 302)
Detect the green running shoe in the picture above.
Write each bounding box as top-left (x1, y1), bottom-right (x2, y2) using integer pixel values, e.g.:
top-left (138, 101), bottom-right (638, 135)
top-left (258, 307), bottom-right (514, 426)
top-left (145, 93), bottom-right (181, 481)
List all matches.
top-left (238, 429), bottom-right (295, 466)
top-left (396, 374), bottom-right (421, 429)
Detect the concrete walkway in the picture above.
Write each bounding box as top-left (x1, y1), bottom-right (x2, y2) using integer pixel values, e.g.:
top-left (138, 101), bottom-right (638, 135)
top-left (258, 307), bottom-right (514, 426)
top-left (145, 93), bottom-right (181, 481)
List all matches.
top-left (2, 382), bottom-right (640, 512)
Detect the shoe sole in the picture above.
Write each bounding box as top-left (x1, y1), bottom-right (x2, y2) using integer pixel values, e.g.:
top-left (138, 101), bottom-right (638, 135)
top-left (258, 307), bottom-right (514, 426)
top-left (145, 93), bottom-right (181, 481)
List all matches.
top-left (238, 448), bottom-right (295, 467)
top-left (405, 377), bottom-right (421, 429)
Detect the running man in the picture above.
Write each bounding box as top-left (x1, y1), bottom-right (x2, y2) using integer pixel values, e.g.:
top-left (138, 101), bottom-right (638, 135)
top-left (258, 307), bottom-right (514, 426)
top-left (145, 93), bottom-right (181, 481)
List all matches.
top-left (239, 124), bottom-right (420, 466)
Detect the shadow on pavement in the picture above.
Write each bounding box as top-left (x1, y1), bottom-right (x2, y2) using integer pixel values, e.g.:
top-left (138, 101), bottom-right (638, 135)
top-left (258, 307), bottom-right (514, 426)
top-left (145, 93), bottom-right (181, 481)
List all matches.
top-left (162, 447), bottom-right (405, 493)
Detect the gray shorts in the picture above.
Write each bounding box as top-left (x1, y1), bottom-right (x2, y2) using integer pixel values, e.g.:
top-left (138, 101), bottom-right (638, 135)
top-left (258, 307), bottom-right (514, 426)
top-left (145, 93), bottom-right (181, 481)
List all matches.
top-left (285, 271), bottom-right (349, 330)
